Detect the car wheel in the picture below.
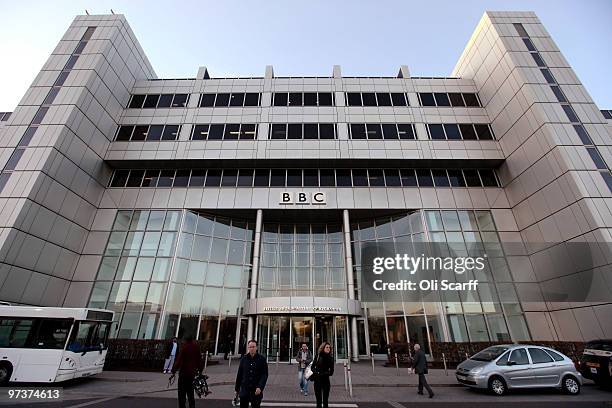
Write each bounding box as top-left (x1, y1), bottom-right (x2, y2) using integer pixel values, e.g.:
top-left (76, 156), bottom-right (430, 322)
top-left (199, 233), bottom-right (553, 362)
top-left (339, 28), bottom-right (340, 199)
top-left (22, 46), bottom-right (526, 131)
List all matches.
top-left (0, 363), bottom-right (12, 386)
top-left (488, 376), bottom-right (507, 396)
top-left (562, 375), bottom-right (580, 395)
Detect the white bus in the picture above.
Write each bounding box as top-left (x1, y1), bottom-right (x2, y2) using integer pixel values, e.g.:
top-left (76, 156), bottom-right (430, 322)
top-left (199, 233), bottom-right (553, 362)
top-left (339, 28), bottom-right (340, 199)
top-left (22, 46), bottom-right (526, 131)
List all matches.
top-left (0, 306), bottom-right (114, 384)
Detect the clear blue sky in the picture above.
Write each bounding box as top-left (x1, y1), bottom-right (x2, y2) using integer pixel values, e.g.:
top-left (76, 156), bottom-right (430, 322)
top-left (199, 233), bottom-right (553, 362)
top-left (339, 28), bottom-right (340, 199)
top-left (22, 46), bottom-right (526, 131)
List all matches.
top-left (1, 0), bottom-right (611, 111)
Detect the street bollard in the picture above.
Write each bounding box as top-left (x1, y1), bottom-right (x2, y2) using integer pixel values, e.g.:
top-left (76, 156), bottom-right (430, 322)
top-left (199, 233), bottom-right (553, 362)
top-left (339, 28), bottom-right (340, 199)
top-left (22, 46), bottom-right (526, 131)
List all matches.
top-left (442, 353), bottom-right (447, 376)
top-left (276, 351), bottom-right (279, 367)
top-left (228, 352), bottom-right (233, 369)
top-left (465, 352), bottom-right (469, 361)
top-left (343, 362), bottom-right (348, 391)
top-left (204, 350), bottom-right (209, 371)
top-left (347, 363), bottom-right (353, 397)
top-left (370, 353), bottom-right (375, 375)
top-left (395, 353), bottom-right (399, 376)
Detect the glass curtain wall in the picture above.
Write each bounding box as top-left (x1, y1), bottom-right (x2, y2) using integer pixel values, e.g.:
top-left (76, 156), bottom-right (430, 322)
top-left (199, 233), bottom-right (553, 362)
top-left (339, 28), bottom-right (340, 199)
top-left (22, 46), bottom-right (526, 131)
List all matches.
top-left (88, 210), bottom-right (182, 339)
top-left (351, 210), bottom-right (531, 355)
top-left (88, 209), bottom-right (255, 355)
top-left (162, 211), bottom-right (254, 354)
top-left (258, 223), bottom-right (346, 298)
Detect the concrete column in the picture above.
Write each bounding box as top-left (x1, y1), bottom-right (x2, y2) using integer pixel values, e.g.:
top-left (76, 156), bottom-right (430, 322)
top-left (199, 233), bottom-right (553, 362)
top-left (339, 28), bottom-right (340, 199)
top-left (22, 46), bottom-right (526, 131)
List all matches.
top-left (246, 209), bottom-right (263, 341)
top-left (343, 209), bottom-right (360, 361)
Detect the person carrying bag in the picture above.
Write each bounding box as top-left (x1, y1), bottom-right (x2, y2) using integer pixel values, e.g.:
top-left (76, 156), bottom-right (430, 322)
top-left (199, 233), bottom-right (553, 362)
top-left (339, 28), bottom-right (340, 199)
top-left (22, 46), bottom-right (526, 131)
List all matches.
top-left (310, 342), bottom-right (334, 408)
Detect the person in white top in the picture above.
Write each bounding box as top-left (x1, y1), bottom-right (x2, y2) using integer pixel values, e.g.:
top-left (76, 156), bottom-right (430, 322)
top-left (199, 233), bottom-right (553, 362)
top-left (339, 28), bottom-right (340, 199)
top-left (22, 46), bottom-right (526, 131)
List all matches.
top-left (163, 337), bottom-right (179, 374)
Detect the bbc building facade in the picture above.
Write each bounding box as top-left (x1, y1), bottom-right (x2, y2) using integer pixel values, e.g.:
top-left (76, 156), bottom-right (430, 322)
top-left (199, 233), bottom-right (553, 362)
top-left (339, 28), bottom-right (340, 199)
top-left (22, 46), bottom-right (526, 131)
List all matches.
top-left (0, 11), bottom-right (611, 361)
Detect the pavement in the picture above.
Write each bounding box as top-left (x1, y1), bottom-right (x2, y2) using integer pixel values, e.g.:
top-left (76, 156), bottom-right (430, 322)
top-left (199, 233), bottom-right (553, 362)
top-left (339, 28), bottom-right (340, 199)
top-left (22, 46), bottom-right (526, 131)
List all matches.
top-left (0, 361), bottom-right (610, 407)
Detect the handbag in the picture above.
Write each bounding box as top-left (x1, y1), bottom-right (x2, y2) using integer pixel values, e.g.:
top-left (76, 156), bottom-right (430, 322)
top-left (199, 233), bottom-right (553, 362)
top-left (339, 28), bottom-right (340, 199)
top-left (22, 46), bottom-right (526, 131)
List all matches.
top-left (304, 361), bottom-right (315, 380)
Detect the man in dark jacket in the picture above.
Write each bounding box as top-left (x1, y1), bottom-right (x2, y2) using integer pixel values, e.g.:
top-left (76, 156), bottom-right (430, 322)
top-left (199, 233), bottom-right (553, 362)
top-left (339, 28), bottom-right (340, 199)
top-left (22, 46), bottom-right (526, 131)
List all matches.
top-left (172, 334), bottom-right (203, 408)
top-left (235, 340), bottom-right (268, 408)
top-left (412, 343), bottom-right (434, 398)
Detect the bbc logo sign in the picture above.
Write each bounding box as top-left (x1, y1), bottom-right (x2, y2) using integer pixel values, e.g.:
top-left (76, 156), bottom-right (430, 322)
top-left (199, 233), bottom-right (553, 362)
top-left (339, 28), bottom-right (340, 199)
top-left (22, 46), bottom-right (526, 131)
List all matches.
top-left (279, 192), bottom-right (327, 205)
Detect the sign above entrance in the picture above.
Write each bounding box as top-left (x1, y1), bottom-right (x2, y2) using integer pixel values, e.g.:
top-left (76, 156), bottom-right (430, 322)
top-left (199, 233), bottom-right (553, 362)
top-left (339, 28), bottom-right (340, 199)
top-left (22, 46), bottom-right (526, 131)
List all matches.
top-left (279, 192), bottom-right (327, 205)
top-left (243, 296), bottom-right (361, 316)
top-left (262, 306), bottom-right (341, 313)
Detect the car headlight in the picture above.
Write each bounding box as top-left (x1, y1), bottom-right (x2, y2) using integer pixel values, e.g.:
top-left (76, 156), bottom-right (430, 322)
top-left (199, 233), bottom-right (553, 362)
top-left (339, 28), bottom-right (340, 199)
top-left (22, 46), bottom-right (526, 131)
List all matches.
top-left (470, 367), bottom-right (484, 375)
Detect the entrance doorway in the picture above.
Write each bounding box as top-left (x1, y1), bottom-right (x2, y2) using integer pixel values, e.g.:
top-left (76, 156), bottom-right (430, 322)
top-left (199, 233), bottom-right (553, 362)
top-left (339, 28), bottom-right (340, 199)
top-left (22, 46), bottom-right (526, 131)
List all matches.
top-left (255, 315), bottom-right (348, 361)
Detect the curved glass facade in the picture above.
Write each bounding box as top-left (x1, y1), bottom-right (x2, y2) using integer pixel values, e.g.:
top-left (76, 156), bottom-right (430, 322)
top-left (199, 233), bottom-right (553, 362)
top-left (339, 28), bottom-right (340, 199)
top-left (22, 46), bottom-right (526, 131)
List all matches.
top-left (89, 208), bottom-right (531, 359)
top-left (350, 210), bottom-right (530, 354)
top-left (259, 223), bottom-right (346, 297)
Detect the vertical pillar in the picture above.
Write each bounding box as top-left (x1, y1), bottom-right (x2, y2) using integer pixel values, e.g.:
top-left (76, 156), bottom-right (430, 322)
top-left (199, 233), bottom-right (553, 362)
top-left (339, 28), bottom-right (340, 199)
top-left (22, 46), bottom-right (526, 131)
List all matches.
top-left (247, 209), bottom-right (263, 341)
top-left (343, 210), bottom-right (360, 361)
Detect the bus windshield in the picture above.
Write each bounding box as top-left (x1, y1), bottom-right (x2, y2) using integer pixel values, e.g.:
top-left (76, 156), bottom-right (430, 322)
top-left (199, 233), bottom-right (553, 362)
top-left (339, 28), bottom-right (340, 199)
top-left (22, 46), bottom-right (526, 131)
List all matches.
top-left (66, 321), bottom-right (111, 353)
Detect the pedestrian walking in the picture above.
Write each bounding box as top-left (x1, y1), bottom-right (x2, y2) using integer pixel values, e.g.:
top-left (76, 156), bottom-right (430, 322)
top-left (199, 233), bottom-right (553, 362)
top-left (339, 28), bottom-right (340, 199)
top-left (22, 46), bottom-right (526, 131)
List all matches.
top-left (295, 343), bottom-right (313, 396)
top-left (312, 342), bottom-right (334, 408)
top-left (235, 340), bottom-right (268, 408)
top-left (163, 337), bottom-right (179, 374)
top-left (171, 333), bottom-right (203, 408)
top-left (412, 343), bottom-right (434, 398)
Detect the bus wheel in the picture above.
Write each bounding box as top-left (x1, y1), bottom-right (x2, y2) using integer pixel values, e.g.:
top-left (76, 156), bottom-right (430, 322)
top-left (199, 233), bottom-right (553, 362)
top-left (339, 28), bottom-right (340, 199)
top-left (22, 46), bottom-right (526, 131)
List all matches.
top-left (0, 362), bottom-right (12, 386)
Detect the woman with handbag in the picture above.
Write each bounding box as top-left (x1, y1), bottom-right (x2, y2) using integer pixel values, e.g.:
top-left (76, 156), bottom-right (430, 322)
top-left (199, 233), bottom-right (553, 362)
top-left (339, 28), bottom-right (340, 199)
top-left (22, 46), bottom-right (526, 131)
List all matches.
top-left (311, 342), bottom-right (334, 408)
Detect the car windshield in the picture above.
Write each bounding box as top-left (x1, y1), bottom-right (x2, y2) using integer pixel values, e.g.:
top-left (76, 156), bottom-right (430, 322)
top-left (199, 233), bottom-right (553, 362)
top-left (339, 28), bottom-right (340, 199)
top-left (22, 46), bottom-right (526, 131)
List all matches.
top-left (585, 341), bottom-right (612, 352)
top-left (471, 346), bottom-right (509, 362)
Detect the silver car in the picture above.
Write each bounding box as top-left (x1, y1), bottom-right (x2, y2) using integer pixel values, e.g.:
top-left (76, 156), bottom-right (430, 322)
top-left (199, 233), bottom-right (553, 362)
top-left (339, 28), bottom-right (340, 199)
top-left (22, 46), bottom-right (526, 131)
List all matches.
top-left (456, 344), bottom-right (582, 396)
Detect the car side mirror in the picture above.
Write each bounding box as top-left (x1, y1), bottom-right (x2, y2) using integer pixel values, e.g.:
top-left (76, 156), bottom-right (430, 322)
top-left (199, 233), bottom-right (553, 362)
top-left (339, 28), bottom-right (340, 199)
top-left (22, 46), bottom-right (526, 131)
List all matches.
top-left (508, 360), bottom-right (516, 366)
top-left (81, 350), bottom-right (87, 356)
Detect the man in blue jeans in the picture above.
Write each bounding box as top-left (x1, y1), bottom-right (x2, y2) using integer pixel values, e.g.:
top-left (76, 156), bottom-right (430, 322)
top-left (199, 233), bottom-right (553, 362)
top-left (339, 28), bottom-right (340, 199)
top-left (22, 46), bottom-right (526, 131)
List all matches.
top-left (295, 343), bottom-right (313, 396)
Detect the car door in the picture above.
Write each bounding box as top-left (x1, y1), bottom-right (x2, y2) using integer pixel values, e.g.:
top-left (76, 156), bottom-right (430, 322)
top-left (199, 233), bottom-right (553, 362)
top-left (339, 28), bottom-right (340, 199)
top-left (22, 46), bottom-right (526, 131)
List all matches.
top-left (505, 348), bottom-right (533, 387)
top-left (528, 347), bottom-right (559, 386)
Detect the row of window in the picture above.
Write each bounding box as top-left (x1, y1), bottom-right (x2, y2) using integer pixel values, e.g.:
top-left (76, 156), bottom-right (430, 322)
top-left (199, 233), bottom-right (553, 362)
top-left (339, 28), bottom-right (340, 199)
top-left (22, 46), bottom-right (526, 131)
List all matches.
top-left (345, 92), bottom-right (409, 107)
top-left (123, 91), bottom-right (482, 110)
top-left (418, 92), bottom-right (481, 107)
top-left (0, 27), bottom-right (97, 195)
top-left (191, 124), bottom-right (257, 140)
top-left (269, 123), bottom-right (336, 139)
top-left (601, 110), bottom-right (612, 120)
top-left (128, 93), bottom-right (190, 109)
top-left (273, 92), bottom-right (334, 107)
top-left (0, 112), bottom-right (10, 121)
top-left (114, 123), bottom-right (494, 141)
top-left (427, 123), bottom-right (494, 140)
top-left (515, 23), bottom-right (612, 192)
top-left (349, 123), bottom-right (415, 140)
top-left (115, 125), bottom-right (181, 141)
top-left (109, 168), bottom-right (499, 188)
top-left (199, 93), bottom-right (261, 108)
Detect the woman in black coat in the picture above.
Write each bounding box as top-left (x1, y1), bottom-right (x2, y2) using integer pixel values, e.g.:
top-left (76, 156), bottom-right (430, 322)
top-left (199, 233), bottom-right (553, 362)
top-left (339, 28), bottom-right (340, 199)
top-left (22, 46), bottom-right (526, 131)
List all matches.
top-left (313, 342), bottom-right (334, 408)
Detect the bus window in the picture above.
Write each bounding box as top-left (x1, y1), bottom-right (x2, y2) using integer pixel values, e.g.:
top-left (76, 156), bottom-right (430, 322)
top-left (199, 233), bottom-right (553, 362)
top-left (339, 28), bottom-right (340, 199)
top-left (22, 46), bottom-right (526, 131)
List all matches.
top-left (93, 322), bottom-right (111, 350)
top-left (33, 319), bottom-right (72, 349)
top-left (0, 319), bottom-right (35, 348)
top-left (67, 321), bottom-right (97, 353)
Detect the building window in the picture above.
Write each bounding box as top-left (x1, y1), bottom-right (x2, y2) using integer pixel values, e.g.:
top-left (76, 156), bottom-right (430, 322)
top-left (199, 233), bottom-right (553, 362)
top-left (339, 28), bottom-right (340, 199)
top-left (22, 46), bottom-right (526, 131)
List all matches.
top-left (550, 86), bottom-right (567, 103)
top-left (268, 123), bottom-right (336, 140)
top-left (419, 92), bottom-right (481, 107)
top-left (587, 147), bottom-right (607, 170)
top-left (426, 123), bottom-right (494, 141)
top-left (345, 92), bottom-right (409, 107)
top-left (115, 125), bottom-right (181, 141)
top-left (349, 123), bottom-right (415, 140)
top-left (513, 23), bottom-right (529, 38)
top-left (562, 105), bottom-right (579, 123)
top-left (129, 93), bottom-right (190, 109)
top-left (109, 168), bottom-right (500, 188)
top-left (271, 92), bottom-right (334, 107)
